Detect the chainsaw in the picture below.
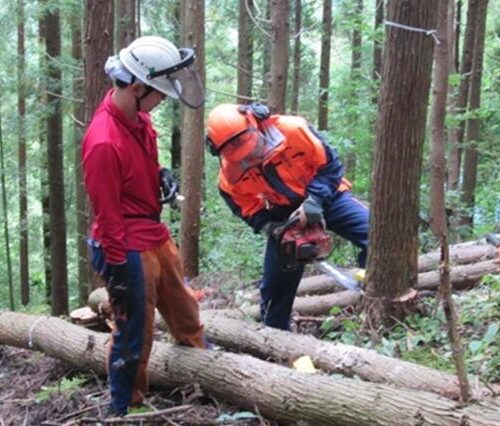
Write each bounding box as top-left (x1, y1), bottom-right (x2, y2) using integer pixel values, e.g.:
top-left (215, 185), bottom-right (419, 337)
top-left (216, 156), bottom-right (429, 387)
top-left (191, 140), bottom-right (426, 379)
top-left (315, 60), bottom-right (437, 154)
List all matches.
top-left (276, 217), bottom-right (364, 292)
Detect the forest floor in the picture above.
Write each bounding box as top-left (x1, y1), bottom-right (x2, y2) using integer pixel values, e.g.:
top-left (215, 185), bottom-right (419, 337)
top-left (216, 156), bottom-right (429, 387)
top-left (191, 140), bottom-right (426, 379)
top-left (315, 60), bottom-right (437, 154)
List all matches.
top-left (1, 272), bottom-right (498, 425)
top-left (0, 346), bottom-right (285, 425)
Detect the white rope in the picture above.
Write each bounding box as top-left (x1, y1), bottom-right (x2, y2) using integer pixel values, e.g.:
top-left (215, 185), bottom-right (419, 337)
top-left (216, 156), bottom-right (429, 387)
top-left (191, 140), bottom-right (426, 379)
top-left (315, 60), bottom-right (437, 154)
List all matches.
top-left (384, 20), bottom-right (440, 45)
top-left (28, 317), bottom-right (46, 348)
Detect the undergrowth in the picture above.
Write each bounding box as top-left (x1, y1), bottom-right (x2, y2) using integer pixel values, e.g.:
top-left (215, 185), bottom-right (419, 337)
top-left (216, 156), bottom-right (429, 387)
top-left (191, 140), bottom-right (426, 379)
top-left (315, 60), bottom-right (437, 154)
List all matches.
top-left (321, 274), bottom-right (500, 383)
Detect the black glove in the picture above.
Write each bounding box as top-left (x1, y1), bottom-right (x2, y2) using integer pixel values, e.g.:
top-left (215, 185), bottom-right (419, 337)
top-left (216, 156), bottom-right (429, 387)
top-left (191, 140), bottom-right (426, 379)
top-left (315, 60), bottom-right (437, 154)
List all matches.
top-left (291, 196), bottom-right (324, 226)
top-left (107, 263), bottom-right (131, 309)
top-left (159, 167), bottom-right (180, 204)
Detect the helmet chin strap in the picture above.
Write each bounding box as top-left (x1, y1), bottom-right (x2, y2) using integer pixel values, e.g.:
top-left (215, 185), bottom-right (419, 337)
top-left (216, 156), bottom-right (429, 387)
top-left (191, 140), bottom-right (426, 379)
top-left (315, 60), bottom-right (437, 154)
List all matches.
top-left (135, 85), bottom-right (155, 112)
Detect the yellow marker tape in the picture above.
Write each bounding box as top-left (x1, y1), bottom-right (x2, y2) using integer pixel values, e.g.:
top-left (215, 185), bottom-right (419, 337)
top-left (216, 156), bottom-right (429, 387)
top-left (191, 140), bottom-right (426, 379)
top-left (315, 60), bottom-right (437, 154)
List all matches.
top-left (292, 355), bottom-right (316, 373)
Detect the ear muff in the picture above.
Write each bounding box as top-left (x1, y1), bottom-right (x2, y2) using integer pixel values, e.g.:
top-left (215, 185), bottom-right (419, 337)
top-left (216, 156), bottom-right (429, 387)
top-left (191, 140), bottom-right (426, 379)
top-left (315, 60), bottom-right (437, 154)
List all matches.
top-left (205, 135), bottom-right (220, 157)
top-left (237, 103), bottom-right (271, 121)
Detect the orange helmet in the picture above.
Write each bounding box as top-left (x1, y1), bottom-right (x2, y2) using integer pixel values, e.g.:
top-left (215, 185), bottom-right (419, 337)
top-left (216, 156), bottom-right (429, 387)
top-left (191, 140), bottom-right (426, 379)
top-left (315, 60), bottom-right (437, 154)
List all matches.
top-left (205, 104), bottom-right (259, 156)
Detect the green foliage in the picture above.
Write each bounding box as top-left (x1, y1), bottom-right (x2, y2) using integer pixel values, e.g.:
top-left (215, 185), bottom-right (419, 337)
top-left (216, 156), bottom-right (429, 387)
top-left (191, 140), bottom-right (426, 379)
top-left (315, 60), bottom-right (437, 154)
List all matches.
top-left (322, 278), bottom-right (500, 382)
top-left (35, 376), bottom-right (87, 403)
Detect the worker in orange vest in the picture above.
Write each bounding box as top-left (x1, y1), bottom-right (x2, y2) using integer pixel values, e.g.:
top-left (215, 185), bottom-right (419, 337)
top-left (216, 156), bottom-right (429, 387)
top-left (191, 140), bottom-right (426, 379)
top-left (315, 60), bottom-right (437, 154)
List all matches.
top-left (206, 103), bottom-right (369, 330)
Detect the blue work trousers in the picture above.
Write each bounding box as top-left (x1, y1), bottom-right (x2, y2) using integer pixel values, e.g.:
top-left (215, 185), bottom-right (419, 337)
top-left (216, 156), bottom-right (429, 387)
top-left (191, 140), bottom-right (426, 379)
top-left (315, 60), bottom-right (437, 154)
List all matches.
top-left (259, 190), bottom-right (369, 330)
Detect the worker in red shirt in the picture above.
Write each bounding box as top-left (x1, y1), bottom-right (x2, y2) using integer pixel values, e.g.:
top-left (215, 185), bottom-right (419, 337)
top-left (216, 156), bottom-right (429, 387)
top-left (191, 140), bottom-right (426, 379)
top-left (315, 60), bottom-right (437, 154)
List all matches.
top-left (206, 103), bottom-right (369, 330)
top-left (82, 36), bottom-right (207, 417)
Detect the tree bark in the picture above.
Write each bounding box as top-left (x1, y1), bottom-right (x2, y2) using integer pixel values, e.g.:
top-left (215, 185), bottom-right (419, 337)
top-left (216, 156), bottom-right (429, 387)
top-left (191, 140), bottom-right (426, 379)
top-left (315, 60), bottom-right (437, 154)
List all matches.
top-left (344, 0), bottom-right (364, 181)
top-left (179, 0), bottom-right (205, 277)
top-left (363, 0), bottom-right (438, 328)
top-left (70, 9), bottom-right (88, 307)
top-left (45, 6), bottom-right (69, 316)
top-left (459, 0), bottom-right (488, 232)
top-left (372, 0), bottom-right (383, 82)
top-left (290, 0), bottom-right (301, 115)
top-left (417, 238), bottom-right (498, 272)
top-left (447, 0), bottom-right (479, 192)
top-left (84, 0), bottom-right (114, 291)
top-left (0, 99), bottom-right (14, 310)
top-left (317, 0), bottom-right (332, 130)
top-left (116, 0), bottom-right (136, 49)
top-left (233, 259), bottom-right (499, 318)
top-left (267, 0), bottom-right (288, 113)
top-left (430, 0), bottom-right (450, 236)
top-left (298, 258), bottom-right (499, 300)
top-left (1, 312), bottom-right (499, 426)
top-left (199, 311), bottom-right (495, 400)
top-left (17, 0), bottom-right (29, 306)
top-left (237, 0), bottom-right (254, 103)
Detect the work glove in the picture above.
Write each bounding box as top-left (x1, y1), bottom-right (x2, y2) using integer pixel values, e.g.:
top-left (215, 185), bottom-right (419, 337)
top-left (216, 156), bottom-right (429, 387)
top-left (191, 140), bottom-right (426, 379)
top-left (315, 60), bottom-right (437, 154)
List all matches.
top-left (291, 196), bottom-right (324, 226)
top-left (107, 263), bottom-right (131, 310)
top-left (159, 167), bottom-right (180, 204)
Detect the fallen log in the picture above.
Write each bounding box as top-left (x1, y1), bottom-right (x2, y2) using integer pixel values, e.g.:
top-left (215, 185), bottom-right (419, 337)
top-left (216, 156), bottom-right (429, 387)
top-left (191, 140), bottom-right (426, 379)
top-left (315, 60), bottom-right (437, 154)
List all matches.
top-left (199, 311), bottom-right (497, 400)
top-left (418, 238), bottom-right (499, 272)
top-left (1, 312), bottom-right (499, 426)
top-left (296, 258), bottom-right (500, 301)
top-left (418, 258), bottom-right (500, 290)
top-left (71, 300), bottom-right (498, 399)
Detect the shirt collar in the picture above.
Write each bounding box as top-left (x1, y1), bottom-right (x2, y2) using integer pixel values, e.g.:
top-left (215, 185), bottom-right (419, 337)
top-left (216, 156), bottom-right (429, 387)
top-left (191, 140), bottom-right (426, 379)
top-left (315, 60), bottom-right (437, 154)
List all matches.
top-left (103, 89), bottom-right (147, 132)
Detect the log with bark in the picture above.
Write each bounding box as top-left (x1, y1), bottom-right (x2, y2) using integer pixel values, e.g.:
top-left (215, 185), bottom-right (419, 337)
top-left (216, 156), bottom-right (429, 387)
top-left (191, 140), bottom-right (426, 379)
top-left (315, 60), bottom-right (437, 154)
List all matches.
top-left (297, 242), bottom-right (499, 296)
top-left (295, 259), bottom-right (499, 306)
top-left (1, 312), bottom-right (499, 426)
top-left (417, 239), bottom-right (498, 272)
top-left (87, 289), bottom-right (489, 399)
top-left (199, 311), bottom-right (498, 400)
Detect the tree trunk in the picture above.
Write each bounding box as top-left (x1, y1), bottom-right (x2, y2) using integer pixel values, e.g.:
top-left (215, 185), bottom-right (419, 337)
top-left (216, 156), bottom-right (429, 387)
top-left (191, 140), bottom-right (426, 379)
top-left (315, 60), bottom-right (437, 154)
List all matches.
top-left (170, 2), bottom-right (182, 173)
top-left (430, 0), bottom-right (471, 401)
top-left (0, 99), bottom-right (14, 310)
top-left (344, 0), bottom-right (363, 181)
top-left (179, 0), bottom-right (205, 277)
top-left (37, 12), bottom-right (51, 304)
top-left (290, 0), bottom-right (301, 114)
top-left (71, 9), bottom-right (88, 307)
top-left (237, 0), bottom-right (254, 103)
top-left (373, 0), bottom-right (383, 82)
top-left (363, 0), bottom-right (438, 329)
top-left (430, 0), bottom-right (450, 236)
top-left (84, 0), bottom-right (114, 291)
top-left (317, 0), bottom-right (332, 130)
top-left (84, 0), bottom-right (114, 124)
top-left (1, 312), bottom-right (499, 426)
top-left (115, 0), bottom-right (136, 49)
top-left (459, 0), bottom-right (488, 233)
top-left (267, 0), bottom-right (288, 113)
top-left (447, 0), bottom-right (478, 192)
top-left (45, 6), bottom-right (69, 316)
top-left (17, 0), bottom-right (29, 306)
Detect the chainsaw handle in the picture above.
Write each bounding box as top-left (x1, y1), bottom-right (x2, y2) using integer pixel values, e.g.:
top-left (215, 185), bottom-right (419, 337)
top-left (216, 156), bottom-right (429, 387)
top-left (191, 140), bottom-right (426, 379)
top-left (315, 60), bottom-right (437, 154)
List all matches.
top-left (274, 216), bottom-right (301, 243)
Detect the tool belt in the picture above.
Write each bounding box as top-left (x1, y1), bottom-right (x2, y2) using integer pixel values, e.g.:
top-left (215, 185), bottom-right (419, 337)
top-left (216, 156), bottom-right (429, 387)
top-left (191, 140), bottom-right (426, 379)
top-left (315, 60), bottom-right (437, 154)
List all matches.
top-left (123, 213), bottom-right (161, 223)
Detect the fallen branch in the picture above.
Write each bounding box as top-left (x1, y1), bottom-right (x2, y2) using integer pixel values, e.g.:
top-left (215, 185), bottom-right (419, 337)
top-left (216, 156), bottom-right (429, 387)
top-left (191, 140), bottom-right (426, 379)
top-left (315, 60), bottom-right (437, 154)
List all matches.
top-left (1, 312), bottom-right (500, 426)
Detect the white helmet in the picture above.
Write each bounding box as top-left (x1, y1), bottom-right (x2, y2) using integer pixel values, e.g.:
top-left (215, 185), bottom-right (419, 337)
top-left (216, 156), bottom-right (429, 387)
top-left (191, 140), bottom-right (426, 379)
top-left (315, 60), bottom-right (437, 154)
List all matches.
top-left (119, 36), bottom-right (204, 109)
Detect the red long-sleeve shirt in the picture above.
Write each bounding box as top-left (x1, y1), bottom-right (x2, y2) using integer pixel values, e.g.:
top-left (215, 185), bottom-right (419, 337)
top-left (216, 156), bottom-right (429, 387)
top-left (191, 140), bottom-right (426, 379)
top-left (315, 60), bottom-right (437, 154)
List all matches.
top-left (82, 90), bottom-right (170, 264)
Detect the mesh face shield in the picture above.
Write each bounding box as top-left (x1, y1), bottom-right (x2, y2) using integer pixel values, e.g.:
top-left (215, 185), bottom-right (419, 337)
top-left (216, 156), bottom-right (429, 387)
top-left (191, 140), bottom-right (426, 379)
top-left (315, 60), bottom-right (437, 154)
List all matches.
top-left (222, 125), bottom-right (284, 183)
top-left (147, 48), bottom-right (205, 109)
